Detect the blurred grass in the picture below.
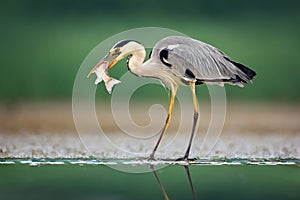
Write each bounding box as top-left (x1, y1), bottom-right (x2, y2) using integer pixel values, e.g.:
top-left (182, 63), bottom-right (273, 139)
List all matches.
top-left (0, 1), bottom-right (299, 102)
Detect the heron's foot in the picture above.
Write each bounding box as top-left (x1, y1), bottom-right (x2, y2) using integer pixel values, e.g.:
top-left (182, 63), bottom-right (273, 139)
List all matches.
top-left (175, 157), bottom-right (196, 162)
top-left (147, 154), bottom-right (156, 161)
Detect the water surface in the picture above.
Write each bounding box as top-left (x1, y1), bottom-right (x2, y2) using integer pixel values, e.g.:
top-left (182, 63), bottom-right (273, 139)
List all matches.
top-left (1, 159), bottom-right (299, 200)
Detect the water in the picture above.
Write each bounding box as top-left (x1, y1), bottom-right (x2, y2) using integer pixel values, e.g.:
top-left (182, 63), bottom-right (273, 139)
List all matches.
top-left (0, 158), bottom-right (300, 200)
top-left (0, 158), bottom-right (299, 166)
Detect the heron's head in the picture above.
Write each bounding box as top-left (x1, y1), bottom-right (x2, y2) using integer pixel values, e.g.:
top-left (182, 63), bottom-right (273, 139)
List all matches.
top-left (87, 40), bottom-right (145, 78)
top-left (107, 40), bottom-right (145, 69)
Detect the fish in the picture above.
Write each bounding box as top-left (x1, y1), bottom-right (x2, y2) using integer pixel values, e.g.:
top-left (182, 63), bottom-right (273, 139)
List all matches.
top-left (87, 59), bottom-right (121, 94)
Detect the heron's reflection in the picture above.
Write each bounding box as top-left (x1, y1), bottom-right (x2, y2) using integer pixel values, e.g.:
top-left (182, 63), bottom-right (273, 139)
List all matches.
top-left (150, 164), bottom-right (196, 200)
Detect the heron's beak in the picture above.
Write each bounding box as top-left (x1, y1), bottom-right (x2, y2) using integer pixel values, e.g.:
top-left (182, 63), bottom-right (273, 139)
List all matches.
top-left (107, 48), bottom-right (121, 69)
top-left (107, 57), bottom-right (119, 69)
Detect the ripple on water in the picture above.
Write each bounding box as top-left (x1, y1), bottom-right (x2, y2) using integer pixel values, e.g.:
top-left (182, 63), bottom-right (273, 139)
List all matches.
top-left (0, 158), bottom-right (299, 166)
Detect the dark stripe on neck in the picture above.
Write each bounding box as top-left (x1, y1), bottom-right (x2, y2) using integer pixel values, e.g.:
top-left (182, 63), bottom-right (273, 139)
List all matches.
top-left (126, 55), bottom-right (133, 71)
top-left (149, 50), bottom-right (152, 58)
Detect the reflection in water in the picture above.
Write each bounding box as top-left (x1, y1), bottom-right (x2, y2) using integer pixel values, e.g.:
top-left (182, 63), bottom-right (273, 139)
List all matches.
top-left (151, 164), bottom-right (196, 200)
top-left (184, 166), bottom-right (196, 200)
top-left (151, 165), bottom-right (170, 200)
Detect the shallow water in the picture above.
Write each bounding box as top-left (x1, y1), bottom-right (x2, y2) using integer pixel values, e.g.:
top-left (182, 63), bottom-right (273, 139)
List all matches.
top-left (0, 158), bottom-right (299, 166)
top-left (0, 160), bottom-right (299, 200)
top-left (1, 131), bottom-right (299, 159)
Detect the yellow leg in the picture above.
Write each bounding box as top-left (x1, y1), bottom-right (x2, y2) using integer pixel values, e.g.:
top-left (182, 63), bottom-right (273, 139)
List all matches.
top-left (183, 82), bottom-right (199, 160)
top-left (191, 82), bottom-right (198, 113)
top-left (149, 86), bottom-right (177, 160)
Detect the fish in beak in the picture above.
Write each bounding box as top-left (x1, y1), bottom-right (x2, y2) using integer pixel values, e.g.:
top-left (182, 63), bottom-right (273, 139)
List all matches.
top-left (86, 50), bottom-right (121, 94)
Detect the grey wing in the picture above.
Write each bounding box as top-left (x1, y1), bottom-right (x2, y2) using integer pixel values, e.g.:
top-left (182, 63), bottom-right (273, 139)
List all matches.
top-left (152, 36), bottom-right (256, 86)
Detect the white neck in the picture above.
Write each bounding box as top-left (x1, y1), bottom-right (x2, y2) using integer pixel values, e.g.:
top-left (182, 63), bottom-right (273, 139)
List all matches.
top-left (127, 47), bottom-right (146, 72)
top-left (128, 47), bottom-right (179, 90)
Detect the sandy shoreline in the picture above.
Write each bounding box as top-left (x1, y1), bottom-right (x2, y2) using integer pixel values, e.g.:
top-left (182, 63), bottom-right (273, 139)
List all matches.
top-left (0, 102), bottom-right (299, 133)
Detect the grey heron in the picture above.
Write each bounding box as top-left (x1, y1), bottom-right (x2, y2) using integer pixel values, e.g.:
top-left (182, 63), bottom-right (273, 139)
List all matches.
top-left (88, 36), bottom-right (256, 161)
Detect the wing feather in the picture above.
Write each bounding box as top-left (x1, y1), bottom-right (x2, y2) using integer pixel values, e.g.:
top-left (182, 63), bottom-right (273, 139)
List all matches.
top-left (151, 36), bottom-right (254, 85)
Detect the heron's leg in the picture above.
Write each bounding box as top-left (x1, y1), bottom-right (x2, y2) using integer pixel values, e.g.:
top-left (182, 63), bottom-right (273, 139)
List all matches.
top-left (150, 165), bottom-right (169, 200)
top-left (149, 86), bottom-right (177, 160)
top-left (183, 82), bottom-right (199, 160)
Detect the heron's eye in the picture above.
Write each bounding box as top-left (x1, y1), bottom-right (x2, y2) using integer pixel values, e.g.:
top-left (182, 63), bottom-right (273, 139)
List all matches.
top-left (112, 48), bottom-right (121, 56)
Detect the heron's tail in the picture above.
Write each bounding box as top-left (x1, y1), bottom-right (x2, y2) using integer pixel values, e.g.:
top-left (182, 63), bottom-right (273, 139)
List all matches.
top-left (224, 57), bottom-right (256, 81)
top-left (232, 61), bottom-right (256, 80)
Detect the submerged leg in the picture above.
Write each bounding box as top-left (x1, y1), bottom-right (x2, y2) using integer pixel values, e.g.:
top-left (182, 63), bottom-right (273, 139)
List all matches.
top-left (150, 165), bottom-right (169, 200)
top-left (184, 165), bottom-right (196, 200)
top-left (182, 82), bottom-right (199, 160)
top-left (149, 86), bottom-right (177, 160)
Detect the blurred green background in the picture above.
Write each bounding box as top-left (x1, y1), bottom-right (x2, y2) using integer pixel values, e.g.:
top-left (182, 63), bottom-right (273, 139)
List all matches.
top-left (0, 0), bottom-right (299, 103)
